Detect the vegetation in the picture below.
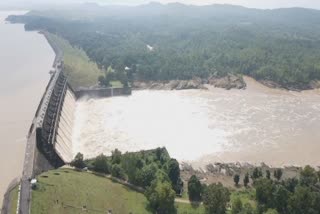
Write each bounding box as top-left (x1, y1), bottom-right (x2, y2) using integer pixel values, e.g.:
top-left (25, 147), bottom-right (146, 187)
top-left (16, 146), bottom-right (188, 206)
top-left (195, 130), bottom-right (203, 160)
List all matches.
top-left (202, 183), bottom-right (230, 214)
top-left (8, 4), bottom-right (320, 89)
top-left (70, 152), bottom-right (85, 169)
top-left (234, 174), bottom-right (240, 186)
top-left (273, 169), bottom-right (283, 181)
top-left (30, 168), bottom-right (203, 214)
top-left (244, 173), bottom-right (250, 187)
top-left (187, 175), bottom-right (202, 201)
top-left (45, 33), bottom-right (103, 89)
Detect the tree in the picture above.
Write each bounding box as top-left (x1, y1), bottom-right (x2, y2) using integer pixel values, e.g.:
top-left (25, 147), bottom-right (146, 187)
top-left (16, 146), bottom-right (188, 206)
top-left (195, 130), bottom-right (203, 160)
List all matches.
top-left (202, 183), bottom-right (230, 214)
top-left (231, 197), bottom-right (242, 214)
top-left (273, 169), bottom-right (283, 181)
top-left (273, 185), bottom-right (290, 214)
top-left (234, 174), bottom-right (240, 186)
top-left (70, 152), bottom-right (85, 169)
top-left (139, 164), bottom-right (158, 188)
top-left (167, 158), bottom-right (182, 193)
top-left (145, 180), bottom-right (176, 214)
top-left (111, 149), bottom-right (122, 164)
top-left (282, 178), bottom-right (299, 193)
top-left (252, 168), bottom-right (263, 180)
top-left (288, 186), bottom-right (319, 214)
top-left (300, 165), bottom-right (318, 186)
top-left (263, 209), bottom-right (279, 214)
top-left (93, 154), bottom-right (110, 173)
top-left (244, 173), bottom-right (250, 187)
top-left (111, 164), bottom-right (126, 180)
top-left (266, 170), bottom-right (271, 179)
top-left (188, 175), bottom-right (202, 201)
top-left (255, 178), bottom-right (274, 208)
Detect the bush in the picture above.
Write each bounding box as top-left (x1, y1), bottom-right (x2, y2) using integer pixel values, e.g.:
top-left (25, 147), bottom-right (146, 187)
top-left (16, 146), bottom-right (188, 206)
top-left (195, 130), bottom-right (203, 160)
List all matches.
top-left (145, 180), bottom-right (176, 214)
top-left (202, 183), bottom-right (230, 214)
top-left (70, 152), bottom-right (85, 169)
top-left (244, 173), bottom-right (250, 187)
top-left (93, 154), bottom-right (110, 174)
top-left (231, 197), bottom-right (242, 214)
top-left (273, 169), bottom-right (283, 181)
top-left (234, 174), bottom-right (240, 186)
top-left (187, 175), bottom-right (202, 201)
top-left (111, 164), bottom-right (126, 180)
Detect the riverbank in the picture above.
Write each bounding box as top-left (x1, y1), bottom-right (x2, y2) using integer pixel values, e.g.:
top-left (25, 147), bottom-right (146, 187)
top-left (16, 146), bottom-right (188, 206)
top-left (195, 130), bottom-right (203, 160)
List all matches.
top-left (133, 74), bottom-right (246, 90)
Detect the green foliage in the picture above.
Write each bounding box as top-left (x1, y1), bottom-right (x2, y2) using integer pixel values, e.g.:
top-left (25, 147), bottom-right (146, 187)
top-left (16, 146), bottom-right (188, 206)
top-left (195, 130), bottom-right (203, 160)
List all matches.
top-left (273, 169), bottom-right (283, 181)
top-left (167, 158), bottom-right (183, 194)
top-left (139, 164), bottom-right (158, 188)
top-left (254, 178), bottom-right (275, 208)
top-left (111, 164), bottom-right (126, 180)
top-left (202, 183), bottom-right (230, 214)
top-left (145, 180), bottom-right (176, 214)
top-left (234, 174), bottom-right (240, 186)
top-left (93, 154), bottom-right (110, 174)
top-left (252, 168), bottom-right (263, 180)
top-left (266, 170), bottom-right (271, 180)
top-left (231, 197), bottom-right (243, 214)
top-left (263, 209), bottom-right (279, 214)
top-left (70, 152), bottom-right (85, 169)
top-left (45, 33), bottom-right (103, 89)
top-left (282, 178), bottom-right (299, 193)
top-left (288, 186), bottom-right (320, 214)
top-left (244, 173), bottom-right (250, 187)
top-left (13, 5), bottom-right (320, 90)
top-left (300, 165), bottom-right (318, 186)
top-left (187, 175), bottom-right (202, 202)
top-left (111, 149), bottom-right (122, 164)
top-left (273, 185), bottom-right (290, 213)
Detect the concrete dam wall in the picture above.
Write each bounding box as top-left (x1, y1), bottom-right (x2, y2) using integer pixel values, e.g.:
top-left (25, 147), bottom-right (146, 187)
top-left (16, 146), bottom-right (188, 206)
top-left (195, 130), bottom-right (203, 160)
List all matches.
top-left (35, 66), bottom-right (75, 168)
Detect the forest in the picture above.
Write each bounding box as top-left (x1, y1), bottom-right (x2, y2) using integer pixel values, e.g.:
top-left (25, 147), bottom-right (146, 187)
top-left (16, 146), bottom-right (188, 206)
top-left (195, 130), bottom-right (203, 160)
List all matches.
top-left (8, 3), bottom-right (320, 89)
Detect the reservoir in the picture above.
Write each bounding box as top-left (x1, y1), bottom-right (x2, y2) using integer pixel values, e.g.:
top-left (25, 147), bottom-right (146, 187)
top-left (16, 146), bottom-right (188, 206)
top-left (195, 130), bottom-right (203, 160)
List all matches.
top-left (73, 77), bottom-right (320, 168)
top-left (0, 11), bottom-right (54, 206)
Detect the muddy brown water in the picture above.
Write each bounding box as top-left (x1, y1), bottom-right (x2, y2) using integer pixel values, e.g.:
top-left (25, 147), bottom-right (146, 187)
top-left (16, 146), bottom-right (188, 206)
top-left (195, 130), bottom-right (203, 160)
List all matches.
top-left (0, 11), bottom-right (54, 206)
top-left (73, 77), bottom-right (320, 169)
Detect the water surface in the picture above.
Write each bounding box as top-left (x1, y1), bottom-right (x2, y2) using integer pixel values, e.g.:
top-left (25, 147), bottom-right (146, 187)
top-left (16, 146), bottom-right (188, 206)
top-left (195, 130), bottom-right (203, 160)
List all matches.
top-left (73, 78), bottom-right (320, 167)
top-left (0, 11), bottom-right (54, 205)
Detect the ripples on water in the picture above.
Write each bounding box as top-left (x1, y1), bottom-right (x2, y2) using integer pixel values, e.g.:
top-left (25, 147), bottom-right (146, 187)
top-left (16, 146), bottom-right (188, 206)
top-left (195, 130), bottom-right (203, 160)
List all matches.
top-left (72, 78), bottom-right (320, 166)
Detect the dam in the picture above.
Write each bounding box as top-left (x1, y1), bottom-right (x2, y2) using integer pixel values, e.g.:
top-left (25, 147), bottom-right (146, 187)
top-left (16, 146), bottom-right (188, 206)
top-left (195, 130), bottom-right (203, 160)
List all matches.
top-left (1, 43), bottom-right (131, 213)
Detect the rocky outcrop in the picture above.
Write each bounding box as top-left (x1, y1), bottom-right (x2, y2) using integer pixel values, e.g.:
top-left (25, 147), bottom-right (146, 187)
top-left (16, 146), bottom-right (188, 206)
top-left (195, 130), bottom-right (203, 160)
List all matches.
top-left (133, 75), bottom-right (247, 90)
top-left (207, 74), bottom-right (246, 90)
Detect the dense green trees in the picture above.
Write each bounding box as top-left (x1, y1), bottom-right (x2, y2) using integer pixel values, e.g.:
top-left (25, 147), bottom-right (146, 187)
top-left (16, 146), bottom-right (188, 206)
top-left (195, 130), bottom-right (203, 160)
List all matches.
top-left (93, 154), bottom-right (110, 173)
top-left (274, 169), bottom-right (283, 181)
top-left (10, 4), bottom-right (320, 89)
top-left (145, 179), bottom-right (176, 214)
top-left (70, 152), bottom-right (85, 169)
top-left (167, 159), bottom-right (183, 194)
top-left (187, 175), bottom-right (202, 201)
top-left (203, 183), bottom-right (230, 214)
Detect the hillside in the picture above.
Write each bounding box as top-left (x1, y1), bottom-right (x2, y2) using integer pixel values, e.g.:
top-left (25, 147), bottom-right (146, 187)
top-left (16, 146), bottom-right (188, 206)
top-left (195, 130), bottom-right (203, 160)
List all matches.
top-left (7, 3), bottom-right (320, 89)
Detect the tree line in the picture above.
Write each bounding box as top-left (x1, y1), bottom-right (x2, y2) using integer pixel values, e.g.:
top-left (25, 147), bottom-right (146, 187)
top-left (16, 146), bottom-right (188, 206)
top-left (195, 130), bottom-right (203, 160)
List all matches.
top-left (7, 4), bottom-right (320, 89)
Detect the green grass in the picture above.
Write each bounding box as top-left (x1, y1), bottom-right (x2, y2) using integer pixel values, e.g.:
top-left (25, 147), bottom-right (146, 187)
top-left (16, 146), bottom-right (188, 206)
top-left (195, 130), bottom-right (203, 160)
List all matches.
top-left (9, 185), bottom-right (19, 214)
top-left (176, 203), bottom-right (205, 214)
top-left (31, 168), bottom-right (204, 214)
top-left (46, 33), bottom-right (103, 89)
top-left (230, 189), bottom-right (257, 208)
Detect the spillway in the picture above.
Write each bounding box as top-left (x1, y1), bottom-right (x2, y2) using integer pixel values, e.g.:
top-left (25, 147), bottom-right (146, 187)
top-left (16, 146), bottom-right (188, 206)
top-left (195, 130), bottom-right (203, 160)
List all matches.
top-left (55, 88), bottom-right (76, 163)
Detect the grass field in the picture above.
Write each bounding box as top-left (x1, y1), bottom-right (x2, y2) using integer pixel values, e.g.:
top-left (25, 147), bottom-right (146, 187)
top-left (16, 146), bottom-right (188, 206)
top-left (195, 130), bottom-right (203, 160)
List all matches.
top-left (30, 168), bottom-right (204, 214)
top-left (9, 185), bottom-right (19, 214)
top-left (46, 33), bottom-right (103, 89)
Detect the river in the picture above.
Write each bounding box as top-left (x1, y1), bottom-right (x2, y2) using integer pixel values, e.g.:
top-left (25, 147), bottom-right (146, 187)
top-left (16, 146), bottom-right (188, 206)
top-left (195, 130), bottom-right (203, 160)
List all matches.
top-left (73, 78), bottom-right (320, 168)
top-left (0, 11), bottom-right (54, 206)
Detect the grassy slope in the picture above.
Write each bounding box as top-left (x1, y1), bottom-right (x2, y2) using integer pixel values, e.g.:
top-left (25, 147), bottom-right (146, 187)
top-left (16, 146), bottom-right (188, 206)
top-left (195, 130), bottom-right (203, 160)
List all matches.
top-left (9, 185), bottom-right (19, 214)
top-left (46, 33), bottom-right (103, 89)
top-left (31, 168), bottom-right (204, 214)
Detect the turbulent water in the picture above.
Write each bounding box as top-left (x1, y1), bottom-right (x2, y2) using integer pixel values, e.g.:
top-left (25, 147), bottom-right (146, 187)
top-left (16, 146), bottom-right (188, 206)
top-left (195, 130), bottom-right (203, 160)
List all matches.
top-left (72, 77), bottom-right (320, 167)
top-left (0, 11), bottom-right (54, 205)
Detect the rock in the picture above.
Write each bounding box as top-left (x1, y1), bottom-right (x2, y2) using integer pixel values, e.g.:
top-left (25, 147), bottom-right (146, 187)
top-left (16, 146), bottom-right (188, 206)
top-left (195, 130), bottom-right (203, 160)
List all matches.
top-left (310, 80), bottom-right (320, 89)
top-left (208, 74), bottom-right (246, 90)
